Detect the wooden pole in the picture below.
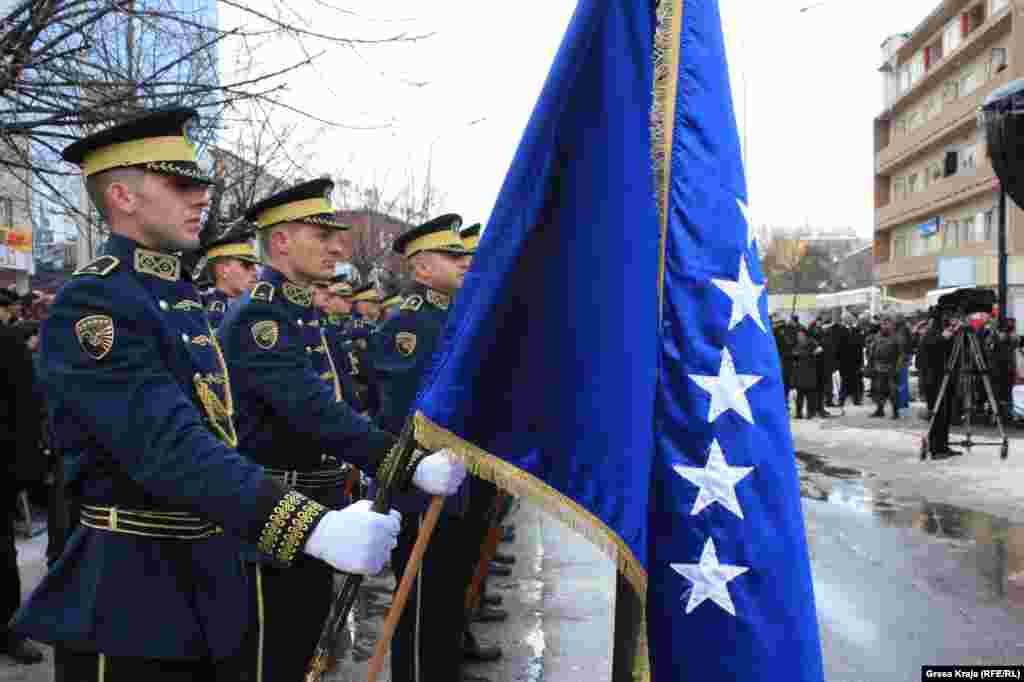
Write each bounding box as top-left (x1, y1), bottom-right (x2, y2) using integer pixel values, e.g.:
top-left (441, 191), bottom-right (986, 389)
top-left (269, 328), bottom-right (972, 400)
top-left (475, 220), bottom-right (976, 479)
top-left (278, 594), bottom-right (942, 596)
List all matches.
top-left (366, 496), bottom-right (445, 682)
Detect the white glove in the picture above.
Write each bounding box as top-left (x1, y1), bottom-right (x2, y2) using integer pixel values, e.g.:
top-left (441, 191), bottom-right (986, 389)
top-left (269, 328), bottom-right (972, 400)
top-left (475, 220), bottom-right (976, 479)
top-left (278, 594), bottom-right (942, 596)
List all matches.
top-left (303, 500), bottom-right (401, 575)
top-left (411, 448), bottom-right (467, 496)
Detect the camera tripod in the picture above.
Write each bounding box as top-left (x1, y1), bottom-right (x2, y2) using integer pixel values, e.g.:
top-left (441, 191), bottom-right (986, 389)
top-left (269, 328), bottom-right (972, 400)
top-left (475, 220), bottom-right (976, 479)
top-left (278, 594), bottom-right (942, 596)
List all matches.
top-left (920, 326), bottom-right (1009, 461)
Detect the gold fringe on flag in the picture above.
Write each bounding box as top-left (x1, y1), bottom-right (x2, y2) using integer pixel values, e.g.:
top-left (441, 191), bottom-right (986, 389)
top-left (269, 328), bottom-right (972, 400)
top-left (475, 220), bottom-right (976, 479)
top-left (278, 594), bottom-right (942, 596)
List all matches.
top-left (414, 411), bottom-right (650, 682)
top-left (651, 0), bottom-right (684, 320)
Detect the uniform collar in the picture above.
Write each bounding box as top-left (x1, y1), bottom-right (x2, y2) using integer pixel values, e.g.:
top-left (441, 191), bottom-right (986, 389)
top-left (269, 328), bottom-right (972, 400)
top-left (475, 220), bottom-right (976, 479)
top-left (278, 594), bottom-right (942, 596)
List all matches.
top-left (259, 266), bottom-right (313, 307)
top-left (104, 233), bottom-right (183, 282)
top-left (411, 282), bottom-right (453, 311)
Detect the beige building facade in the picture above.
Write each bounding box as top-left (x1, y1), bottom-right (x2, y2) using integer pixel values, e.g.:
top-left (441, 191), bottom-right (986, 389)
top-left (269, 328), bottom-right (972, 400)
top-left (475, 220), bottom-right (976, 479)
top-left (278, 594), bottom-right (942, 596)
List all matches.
top-left (874, 0), bottom-right (1024, 312)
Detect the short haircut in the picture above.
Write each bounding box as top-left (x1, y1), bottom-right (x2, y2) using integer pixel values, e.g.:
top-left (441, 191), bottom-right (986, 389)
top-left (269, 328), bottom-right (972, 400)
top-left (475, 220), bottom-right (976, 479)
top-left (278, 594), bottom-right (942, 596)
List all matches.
top-left (84, 168), bottom-right (143, 222)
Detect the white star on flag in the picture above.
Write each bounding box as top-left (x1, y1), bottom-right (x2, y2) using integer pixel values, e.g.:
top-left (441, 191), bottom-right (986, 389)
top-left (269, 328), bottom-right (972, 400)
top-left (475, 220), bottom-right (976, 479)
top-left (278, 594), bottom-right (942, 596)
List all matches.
top-left (673, 439), bottom-right (755, 519)
top-left (737, 198), bottom-right (754, 249)
top-left (689, 348), bottom-right (762, 424)
top-left (671, 538), bottom-right (749, 616)
top-left (712, 255), bottom-right (766, 333)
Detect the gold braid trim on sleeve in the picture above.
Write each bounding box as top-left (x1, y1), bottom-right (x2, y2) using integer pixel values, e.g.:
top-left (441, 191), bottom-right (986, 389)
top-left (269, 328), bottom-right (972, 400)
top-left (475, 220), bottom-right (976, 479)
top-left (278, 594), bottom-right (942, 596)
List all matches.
top-left (257, 491), bottom-right (327, 564)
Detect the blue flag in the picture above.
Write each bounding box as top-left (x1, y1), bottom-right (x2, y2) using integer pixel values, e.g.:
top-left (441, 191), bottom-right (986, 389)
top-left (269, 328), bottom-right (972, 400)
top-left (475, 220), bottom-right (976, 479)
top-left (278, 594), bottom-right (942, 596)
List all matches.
top-left (412, 1), bottom-right (823, 679)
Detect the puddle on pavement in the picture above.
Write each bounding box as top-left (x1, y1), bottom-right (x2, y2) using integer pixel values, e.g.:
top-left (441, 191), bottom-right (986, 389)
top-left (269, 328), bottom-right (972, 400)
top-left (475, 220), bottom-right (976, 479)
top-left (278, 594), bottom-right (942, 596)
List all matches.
top-left (796, 450), bottom-right (1024, 610)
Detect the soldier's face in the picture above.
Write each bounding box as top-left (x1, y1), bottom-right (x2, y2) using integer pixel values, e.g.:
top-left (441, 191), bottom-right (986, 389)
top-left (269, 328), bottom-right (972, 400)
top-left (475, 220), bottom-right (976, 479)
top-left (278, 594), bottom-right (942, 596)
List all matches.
top-left (329, 295), bottom-right (352, 316)
top-left (135, 173), bottom-right (211, 252)
top-left (285, 225), bottom-right (346, 282)
top-left (217, 259), bottom-right (258, 297)
top-left (433, 252), bottom-right (472, 293)
top-left (355, 301), bottom-right (381, 321)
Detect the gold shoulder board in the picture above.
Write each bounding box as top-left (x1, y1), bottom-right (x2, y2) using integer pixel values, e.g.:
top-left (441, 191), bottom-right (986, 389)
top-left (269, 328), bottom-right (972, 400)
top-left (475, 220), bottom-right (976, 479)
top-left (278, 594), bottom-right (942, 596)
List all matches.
top-left (251, 282), bottom-right (275, 303)
top-left (401, 295), bottom-right (423, 312)
top-left (73, 255), bottom-right (120, 277)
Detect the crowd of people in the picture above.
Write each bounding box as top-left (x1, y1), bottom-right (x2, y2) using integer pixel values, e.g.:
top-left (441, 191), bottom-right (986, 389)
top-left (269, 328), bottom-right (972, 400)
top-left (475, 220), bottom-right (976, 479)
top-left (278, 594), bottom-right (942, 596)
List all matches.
top-left (1, 107), bottom-right (518, 682)
top-left (772, 308), bottom-right (1024, 429)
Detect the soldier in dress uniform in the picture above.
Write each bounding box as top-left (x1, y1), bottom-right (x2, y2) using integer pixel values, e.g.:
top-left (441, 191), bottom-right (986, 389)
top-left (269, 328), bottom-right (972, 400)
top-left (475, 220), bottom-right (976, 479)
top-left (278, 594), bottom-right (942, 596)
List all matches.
top-left (368, 214), bottom-right (497, 682)
top-left (313, 277), bottom-right (366, 413)
top-left (217, 179), bottom-right (467, 681)
top-left (12, 107), bottom-right (408, 682)
top-left (350, 283), bottom-right (383, 326)
top-left (196, 228), bottom-right (260, 328)
top-left (380, 293), bottom-right (403, 321)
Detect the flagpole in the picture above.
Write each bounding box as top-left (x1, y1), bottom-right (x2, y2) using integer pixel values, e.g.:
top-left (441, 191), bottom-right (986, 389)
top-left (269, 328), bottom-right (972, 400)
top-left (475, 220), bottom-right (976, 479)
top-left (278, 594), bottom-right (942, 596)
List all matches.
top-left (366, 496), bottom-right (445, 682)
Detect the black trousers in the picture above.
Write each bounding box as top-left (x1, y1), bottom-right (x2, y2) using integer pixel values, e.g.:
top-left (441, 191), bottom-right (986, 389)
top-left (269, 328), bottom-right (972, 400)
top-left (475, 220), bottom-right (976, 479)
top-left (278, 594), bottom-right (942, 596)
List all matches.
top-left (258, 554), bottom-right (334, 682)
top-left (462, 479), bottom-right (499, 614)
top-left (929, 382), bottom-right (956, 453)
top-left (795, 390), bottom-right (816, 417)
top-left (390, 511), bottom-right (471, 682)
top-left (0, 501), bottom-right (20, 645)
top-left (840, 366), bottom-right (862, 404)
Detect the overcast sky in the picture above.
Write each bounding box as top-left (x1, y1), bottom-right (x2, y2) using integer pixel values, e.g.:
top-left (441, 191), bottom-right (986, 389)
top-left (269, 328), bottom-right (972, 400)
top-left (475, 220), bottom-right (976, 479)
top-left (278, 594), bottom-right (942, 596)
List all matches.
top-left (219, 0), bottom-right (947, 239)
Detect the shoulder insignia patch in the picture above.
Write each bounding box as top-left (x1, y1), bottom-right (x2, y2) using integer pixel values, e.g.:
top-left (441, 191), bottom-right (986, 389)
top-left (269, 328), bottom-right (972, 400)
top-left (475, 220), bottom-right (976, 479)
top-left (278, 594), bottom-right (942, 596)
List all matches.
top-left (395, 331), bottom-right (417, 357)
top-left (75, 315), bottom-right (115, 360)
top-left (73, 255), bottom-right (120, 278)
top-left (252, 320), bottom-right (280, 350)
top-left (425, 289), bottom-right (450, 310)
top-left (134, 249), bottom-right (181, 281)
top-left (401, 295), bottom-right (423, 312)
top-left (251, 282), bottom-right (275, 303)
top-left (207, 301), bottom-right (226, 314)
top-left (282, 282), bottom-right (313, 307)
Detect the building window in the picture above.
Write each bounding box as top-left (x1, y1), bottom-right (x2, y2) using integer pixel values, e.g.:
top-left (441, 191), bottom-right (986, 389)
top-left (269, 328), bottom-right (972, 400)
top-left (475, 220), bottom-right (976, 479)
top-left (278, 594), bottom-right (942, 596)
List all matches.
top-left (907, 110), bottom-right (922, 132)
top-left (895, 113), bottom-right (908, 136)
top-left (991, 47), bottom-right (1008, 76)
top-left (909, 52), bottom-right (925, 85)
top-left (959, 65), bottom-right (983, 97)
top-left (0, 197), bottom-right (11, 226)
top-left (926, 43), bottom-right (944, 69)
top-left (927, 159), bottom-right (944, 184)
top-left (984, 207), bottom-right (997, 241)
top-left (943, 220), bottom-right (959, 250)
top-left (960, 144), bottom-right (978, 173)
top-left (900, 66), bottom-right (911, 93)
top-left (944, 150), bottom-right (959, 177)
top-left (894, 176), bottom-right (908, 201)
top-left (923, 94), bottom-right (941, 122)
top-left (991, 0), bottom-right (1009, 15)
top-left (942, 78), bottom-right (959, 104)
top-left (907, 172), bottom-right (920, 195)
top-left (893, 235), bottom-right (909, 259)
top-left (944, 18), bottom-right (963, 54)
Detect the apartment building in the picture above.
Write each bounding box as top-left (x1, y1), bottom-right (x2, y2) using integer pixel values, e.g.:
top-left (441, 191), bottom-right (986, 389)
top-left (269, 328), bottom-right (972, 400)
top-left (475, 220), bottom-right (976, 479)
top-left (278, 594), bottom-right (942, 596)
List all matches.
top-left (874, 0), bottom-right (1020, 311)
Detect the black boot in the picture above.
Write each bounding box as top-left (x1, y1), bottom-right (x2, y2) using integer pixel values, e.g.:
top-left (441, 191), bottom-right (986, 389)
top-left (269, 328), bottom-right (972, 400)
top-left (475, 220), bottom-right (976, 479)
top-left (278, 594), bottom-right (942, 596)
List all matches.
top-left (870, 406), bottom-right (884, 418)
top-left (1, 636), bottom-right (44, 665)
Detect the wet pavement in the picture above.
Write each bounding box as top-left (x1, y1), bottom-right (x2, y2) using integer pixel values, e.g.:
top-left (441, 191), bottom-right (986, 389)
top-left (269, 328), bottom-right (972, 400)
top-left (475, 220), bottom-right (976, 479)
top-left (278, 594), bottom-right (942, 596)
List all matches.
top-left (799, 450), bottom-right (1024, 681)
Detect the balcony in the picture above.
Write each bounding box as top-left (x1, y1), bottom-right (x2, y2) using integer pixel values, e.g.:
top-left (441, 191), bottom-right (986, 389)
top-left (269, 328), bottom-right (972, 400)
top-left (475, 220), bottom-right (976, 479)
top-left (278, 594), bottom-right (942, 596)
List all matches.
top-left (875, 6), bottom-right (1012, 170)
top-left (877, 163), bottom-right (997, 231)
top-left (877, 254), bottom-right (939, 286)
top-left (877, 68), bottom-right (1012, 174)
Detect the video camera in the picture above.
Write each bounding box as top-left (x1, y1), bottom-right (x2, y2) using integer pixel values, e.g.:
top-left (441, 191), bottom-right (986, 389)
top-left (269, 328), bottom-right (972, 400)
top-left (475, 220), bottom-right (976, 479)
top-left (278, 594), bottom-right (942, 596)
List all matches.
top-left (936, 287), bottom-right (996, 318)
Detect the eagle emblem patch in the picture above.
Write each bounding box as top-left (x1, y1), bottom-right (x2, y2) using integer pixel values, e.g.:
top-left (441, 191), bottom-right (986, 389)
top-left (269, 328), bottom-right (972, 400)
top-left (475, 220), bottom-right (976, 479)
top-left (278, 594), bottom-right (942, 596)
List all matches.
top-left (75, 315), bottom-right (115, 360)
top-left (252, 320), bottom-right (280, 350)
top-left (395, 331), bottom-right (417, 357)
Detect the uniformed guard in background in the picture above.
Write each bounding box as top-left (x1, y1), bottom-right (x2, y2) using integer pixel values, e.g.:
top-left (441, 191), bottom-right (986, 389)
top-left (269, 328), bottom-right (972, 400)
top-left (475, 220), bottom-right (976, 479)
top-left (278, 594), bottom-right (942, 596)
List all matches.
top-left (368, 214), bottom-right (496, 682)
top-left (13, 108), bottom-right (405, 681)
top-left (350, 283), bottom-right (383, 327)
top-left (218, 179), bottom-right (467, 681)
top-left (314, 277), bottom-right (367, 413)
top-left (380, 293), bottom-right (403, 321)
top-left (345, 283), bottom-right (383, 415)
top-left (196, 227), bottom-right (260, 328)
